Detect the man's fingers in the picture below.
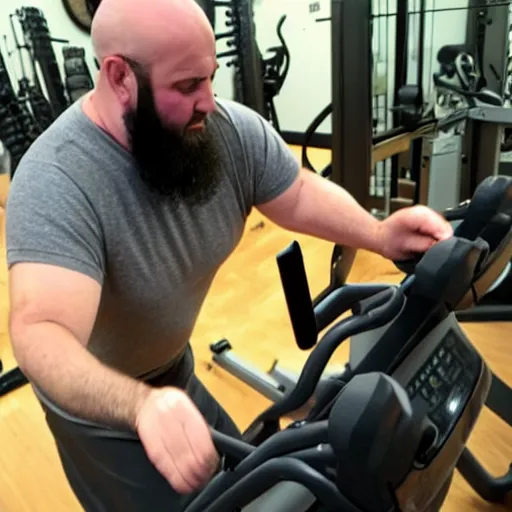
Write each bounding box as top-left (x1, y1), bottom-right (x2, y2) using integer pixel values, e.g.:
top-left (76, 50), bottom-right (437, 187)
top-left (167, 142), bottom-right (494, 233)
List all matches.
top-left (403, 233), bottom-right (438, 256)
top-left (146, 423), bottom-right (197, 494)
top-left (147, 391), bottom-right (204, 493)
top-left (159, 393), bottom-right (214, 491)
top-left (179, 419), bottom-right (218, 487)
top-left (181, 407), bottom-right (220, 479)
top-left (137, 387), bottom-right (220, 495)
top-left (409, 205), bottom-right (454, 240)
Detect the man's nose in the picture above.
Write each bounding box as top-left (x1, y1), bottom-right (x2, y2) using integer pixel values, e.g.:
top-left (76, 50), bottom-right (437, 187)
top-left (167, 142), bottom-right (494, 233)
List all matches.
top-left (196, 80), bottom-right (216, 114)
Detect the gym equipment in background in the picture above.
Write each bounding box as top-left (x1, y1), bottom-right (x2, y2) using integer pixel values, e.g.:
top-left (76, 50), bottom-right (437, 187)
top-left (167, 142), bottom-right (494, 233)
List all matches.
top-left (62, 46), bottom-right (93, 103)
top-left (0, 47), bottom-right (38, 175)
top-left (303, 41), bottom-right (512, 212)
top-left (426, 44), bottom-right (512, 321)
top-left (15, 7), bottom-right (70, 118)
top-left (7, 11), bottom-right (54, 132)
top-left (215, 0), bottom-right (266, 119)
top-left (260, 15), bottom-right (290, 132)
top-left (201, 175), bottom-right (512, 510)
top-left (215, 4), bottom-right (289, 130)
top-left (302, 1), bottom-right (512, 217)
top-left (0, 141), bottom-right (11, 176)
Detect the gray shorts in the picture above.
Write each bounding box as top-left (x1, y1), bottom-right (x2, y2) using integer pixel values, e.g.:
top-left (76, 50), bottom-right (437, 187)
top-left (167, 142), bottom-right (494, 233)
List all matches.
top-left (40, 346), bottom-right (241, 512)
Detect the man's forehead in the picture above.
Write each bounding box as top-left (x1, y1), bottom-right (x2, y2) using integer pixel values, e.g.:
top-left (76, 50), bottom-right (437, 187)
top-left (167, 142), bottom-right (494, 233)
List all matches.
top-left (152, 51), bottom-right (218, 83)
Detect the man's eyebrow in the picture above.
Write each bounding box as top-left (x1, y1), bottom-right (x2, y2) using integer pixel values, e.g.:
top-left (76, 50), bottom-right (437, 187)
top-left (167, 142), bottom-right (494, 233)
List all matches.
top-left (174, 66), bottom-right (219, 85)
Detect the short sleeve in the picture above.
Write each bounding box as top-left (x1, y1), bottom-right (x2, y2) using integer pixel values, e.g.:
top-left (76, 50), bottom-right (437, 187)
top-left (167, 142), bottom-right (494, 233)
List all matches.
top-left (6, 159), bottom-right (106, 285)
top-left (225, 101), bottom-right (300, 206)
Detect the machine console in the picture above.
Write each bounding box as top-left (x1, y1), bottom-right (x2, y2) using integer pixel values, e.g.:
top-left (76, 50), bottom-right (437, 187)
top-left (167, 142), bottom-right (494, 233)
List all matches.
top-left (408, 329), bottom-right (480, 449)
top-left (394, 317), bottom-right (483, 460)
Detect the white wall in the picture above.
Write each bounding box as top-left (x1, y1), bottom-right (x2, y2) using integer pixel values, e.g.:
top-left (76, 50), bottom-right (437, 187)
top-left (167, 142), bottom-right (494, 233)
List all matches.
top-left (0, 0), bottom-right (98, 99)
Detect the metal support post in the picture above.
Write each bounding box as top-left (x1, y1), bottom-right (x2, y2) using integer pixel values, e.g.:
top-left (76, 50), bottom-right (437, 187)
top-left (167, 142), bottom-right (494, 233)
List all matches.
top-left (331, 0), bottom-right (372, 209)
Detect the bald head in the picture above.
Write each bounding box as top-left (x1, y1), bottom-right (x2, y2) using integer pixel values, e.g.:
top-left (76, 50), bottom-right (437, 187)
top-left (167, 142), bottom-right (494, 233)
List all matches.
top-left (85, 0), bottom-right (221, 204)
top-left (91, 0), bottom-right (214, 65)
top-left (85, 0), bottom-right (219, 192)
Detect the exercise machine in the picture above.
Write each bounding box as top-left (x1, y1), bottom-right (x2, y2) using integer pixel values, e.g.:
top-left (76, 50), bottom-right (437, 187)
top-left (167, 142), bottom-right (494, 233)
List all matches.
top-left (210, 181), bottom-right (512, 400)
top-left (14, 7), bottom-right (70, 118)
top-left (62, 46), bottom-right (94, 104)
top-left (214, 0), bottom-right (266, 118)
top-left (302, 42), bottom-right (512, 322)
top-left (214, 2), bottom-right (290, 131)
top-left (260, 15), bottom-right (290, 132)
top-left (208, 175), bottom-right (512, 509)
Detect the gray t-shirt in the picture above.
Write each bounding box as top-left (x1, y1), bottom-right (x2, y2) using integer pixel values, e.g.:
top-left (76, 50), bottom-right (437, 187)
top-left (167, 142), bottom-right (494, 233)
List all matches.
top-left (6, 97), bottom-right (299, 382)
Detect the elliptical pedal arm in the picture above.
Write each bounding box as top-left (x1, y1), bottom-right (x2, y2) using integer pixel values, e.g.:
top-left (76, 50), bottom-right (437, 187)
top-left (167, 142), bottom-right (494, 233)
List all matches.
top-left (186, 457), bottom-right (359, 512)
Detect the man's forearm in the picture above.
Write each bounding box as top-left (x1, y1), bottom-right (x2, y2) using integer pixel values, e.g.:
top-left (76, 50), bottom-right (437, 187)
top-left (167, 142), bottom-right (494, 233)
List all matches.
top-left (272, 169), bottom-right (383, 253)
top-left (12, 320), bottom-right (151, 430)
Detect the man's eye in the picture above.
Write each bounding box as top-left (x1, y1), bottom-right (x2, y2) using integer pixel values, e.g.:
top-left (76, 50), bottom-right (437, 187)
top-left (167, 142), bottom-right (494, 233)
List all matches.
top-left (178, 79), bottom-right (201, 93)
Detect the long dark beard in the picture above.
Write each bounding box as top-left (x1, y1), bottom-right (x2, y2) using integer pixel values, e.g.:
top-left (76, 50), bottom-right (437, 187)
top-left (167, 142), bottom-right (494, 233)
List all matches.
top-left (123, 74), bottom-right (222, 206)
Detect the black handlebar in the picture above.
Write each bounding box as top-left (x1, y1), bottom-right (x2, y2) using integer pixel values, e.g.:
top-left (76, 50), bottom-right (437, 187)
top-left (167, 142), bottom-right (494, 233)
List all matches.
top-left (243, 286), bottom-right (405, 441)
top-left (193, 421), bottom-right (333, 510)
top-left (394, 175), bottom-right (512, 276)
top-left (187, 286), bottom-right (405, 512)
top-left (187, 457), bottom-right (360, 512)
top-left (210, 430), bottom-right (255, 461)
top-left (314, 283), bottom-right (392, 332)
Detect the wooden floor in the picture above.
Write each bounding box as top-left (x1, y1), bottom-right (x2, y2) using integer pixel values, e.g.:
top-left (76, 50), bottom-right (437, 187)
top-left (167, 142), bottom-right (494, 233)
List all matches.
top-left (0, 148), bottom-right (511, 511)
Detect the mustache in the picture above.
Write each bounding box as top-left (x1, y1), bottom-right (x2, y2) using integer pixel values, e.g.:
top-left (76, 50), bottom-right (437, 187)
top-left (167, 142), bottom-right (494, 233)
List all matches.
top-left (187, 113), bottom-right (207, 126)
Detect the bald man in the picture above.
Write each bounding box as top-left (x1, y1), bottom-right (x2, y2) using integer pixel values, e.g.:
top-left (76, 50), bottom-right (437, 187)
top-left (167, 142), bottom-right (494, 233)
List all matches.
top-left (5, 0), bottom-right (453, 510)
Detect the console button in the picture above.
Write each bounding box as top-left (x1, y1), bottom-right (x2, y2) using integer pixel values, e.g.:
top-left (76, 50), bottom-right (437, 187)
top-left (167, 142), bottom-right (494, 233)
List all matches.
top-left (447, 364), bottom-right (462, 384)
top-left (445, 333), bottom-right (456, 348)
top-left (429, 394), bottom-right (440, 408)
top-left (421, 386), bottom-right (432, 401)
top-left (429, 374), bottom-right (443, 390)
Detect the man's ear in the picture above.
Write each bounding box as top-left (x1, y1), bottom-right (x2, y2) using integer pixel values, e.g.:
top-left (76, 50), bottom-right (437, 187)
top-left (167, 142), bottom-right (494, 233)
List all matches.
top-left (102, 56), bottom-right (136, 109)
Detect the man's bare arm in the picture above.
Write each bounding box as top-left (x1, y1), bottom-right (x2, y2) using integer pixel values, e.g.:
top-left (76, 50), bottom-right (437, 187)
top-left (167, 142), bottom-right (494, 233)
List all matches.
top-left (257, 168), bottom-right (383, 253)
top-left (9, 263), bottom-right (151, 430)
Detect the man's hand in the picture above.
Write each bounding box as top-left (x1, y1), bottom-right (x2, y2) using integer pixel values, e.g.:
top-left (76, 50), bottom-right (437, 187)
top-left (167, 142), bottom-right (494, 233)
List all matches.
top-left (376, 205), bottom-right (454, 261)
top-left (135, 387), bottom-right (220, 494)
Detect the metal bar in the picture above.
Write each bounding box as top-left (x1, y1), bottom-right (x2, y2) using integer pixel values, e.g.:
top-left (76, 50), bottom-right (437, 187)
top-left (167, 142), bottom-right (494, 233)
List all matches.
top-left (331, 0), bottom-right (372, 209)
top-left (473, 122), bottom-right (501, 191)
top-left (378, 2), bottom-right (512, 15)
top-left (416, 0), bottom-right (425, 102)
top-left (455, 304), bottom-right (512, 322)
top-left (486, 372), bottom-right (512, 427)
top-left (467, 106), bottom-right (512, 126)
top-left (318, 2), bottom-right (512, 21)
top-left (477, 1), bottom-right (510, 96)
top-left (457, 447), bottom-right (512, 504)
top-left (391, 0), bottom-right (409, 200)
top-left (211, 349), bottom-right (285, 402)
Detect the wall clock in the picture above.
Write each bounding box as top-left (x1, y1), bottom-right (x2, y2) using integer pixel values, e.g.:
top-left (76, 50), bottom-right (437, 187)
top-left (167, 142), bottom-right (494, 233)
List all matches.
top-left (62, 0), bottom-right (93, 33)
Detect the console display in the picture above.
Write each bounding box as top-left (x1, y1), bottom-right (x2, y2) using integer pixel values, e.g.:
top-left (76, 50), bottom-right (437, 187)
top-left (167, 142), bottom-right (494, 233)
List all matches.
top-left (406, 329), bottom-right (481, 444)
